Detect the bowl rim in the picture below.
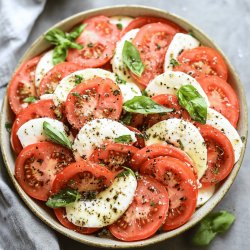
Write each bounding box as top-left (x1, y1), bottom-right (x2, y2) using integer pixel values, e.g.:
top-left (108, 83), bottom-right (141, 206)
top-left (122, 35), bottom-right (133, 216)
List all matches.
top-left (0, 4), bottom-right (248, 248)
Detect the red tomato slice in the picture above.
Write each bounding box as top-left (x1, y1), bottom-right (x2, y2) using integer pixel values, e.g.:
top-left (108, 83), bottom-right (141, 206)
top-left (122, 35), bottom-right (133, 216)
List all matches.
top-left (122, 16), bottom-right (186, 36)
top-left (174, 46), bottom-right (228, 80)
top-left (39, 62), bottom-right (83, 95)
top-left (197, 124), bottom-right (235, 187)
top-left (132, 143), bottom-right (195, 173)
top-left (11, 99), bottom-right (60, 154)
top-left (8, 56), bottom-right (41, 115)
top-left (65, 77), bottom-right (122, 129)
top-left (67, 16), bottom-right (120, 68)
top-left (126, 126), bottom-right (145, 148)
top-left (144, 94), bottom-right (190, 128)
top-left (109, 175), bottom-right (169, 241)
top-left (51, 160), bottom-right (114, 234)
top-left (197, 76), bottom-right (239, 127)
top-left (15, 142), bottom-right (74, 201)
top-left (131, 23), bottom-right (177, 86)
top-left (140, 156), bottom-right (198, 231)
top-left (90, 142), bottom-right (139, 173)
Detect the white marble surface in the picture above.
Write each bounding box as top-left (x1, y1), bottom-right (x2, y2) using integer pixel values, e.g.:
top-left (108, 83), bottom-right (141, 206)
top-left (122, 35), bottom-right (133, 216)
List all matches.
top-left (1, 0), bottom-right (250, 249)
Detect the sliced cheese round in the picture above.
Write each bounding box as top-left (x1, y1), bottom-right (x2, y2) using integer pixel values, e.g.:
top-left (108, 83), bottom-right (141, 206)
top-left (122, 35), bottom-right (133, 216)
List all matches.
top-left (72, 118), bottom-right (136, 160)
top-left (145, 118), bottom-right (207, 179)
top-left (109, 16), bottom-right (134, 30)
top-left (35, 50), bottom-right (54, 88)
top-left (66, 170), bottom-right (137, 228)
top-left (206, 108), bottom-right (243, 162)
top-left (197, 185), bottom-right (216, 207)
top-left (119, 82), bottom-right (141, 102)
top-left (164, 33), bottom-right (200, 71)
top-left (145, 71), bottom-right (209, 105)
top-left (17, 117), bottom-right (72, 148)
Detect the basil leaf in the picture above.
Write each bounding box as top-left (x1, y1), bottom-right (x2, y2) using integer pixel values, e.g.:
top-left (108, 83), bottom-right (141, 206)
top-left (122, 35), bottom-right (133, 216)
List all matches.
top-left (67, 24), bottom-right (87, 40)
top-left (114, 135), bottom-right (133, 144)
top-left (45, 28), bottom-right (65, 45)
top-left (74, 74), bottom-right (83, 85)
top-left (192, 210), bottom-right (235, 246)
top-left (115, 74), bottom-right (126, 85)
top-left (122, 40), bottom-right (145, 77)
top-left (5, 122), bottom-right (12, 133)
top-left (177, 85), bottom-right (207, 124)
top-left (43, 121), bottom-right (72, 149)
top-left (23, 96), bottom-right (37, 103)
top-left (170, 58), bottom-right (179, 67)
top-left (46, 188), bottom-right (81, 208)
top-left (116, 23), bottom-right (123, 30)
top-left (123, 96), bottom-right (172, 114)
top-left (121, 112), bottom-right (132, 125)
top-left (117, 167), bottom-right (135, 178)
top-left (142, 90), bottom-right (148, 97)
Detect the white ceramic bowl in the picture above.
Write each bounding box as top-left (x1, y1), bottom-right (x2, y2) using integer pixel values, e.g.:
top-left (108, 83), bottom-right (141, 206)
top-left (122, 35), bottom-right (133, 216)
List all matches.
top-left (0, 5), bottom-right (248, 248)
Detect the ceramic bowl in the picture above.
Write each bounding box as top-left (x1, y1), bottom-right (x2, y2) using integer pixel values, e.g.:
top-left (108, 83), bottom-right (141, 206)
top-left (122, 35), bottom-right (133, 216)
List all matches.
top-left (0, 5), bottom-right (248, 248)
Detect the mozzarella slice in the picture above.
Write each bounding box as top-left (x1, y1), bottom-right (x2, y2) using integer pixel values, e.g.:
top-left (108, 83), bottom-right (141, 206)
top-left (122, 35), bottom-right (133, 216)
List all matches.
top-left (164, 33), bottom-right (200, 71)
top-left (197, 185), bottom-right (216, 207)
top-left (109, 16), bottom-right (134, 30)
top-left (40, 94), bottom-right (53, 100)
top-left (73, 118), bottom-right (136, 160)
top-left (53, 69), bottom-right (115, 106)
top-left (119, 82), bottom-right (141, 102)
top-left (145, 71), bottom-right (210, 105)
top-left (17, 118), bottom-right (72, 148)
top-left (66, 170), bottom-right (137, 228)
top-left (145, 118), bottom-right (207, 179)
top-left (111, 29), bottom-right (139, 82)
top-left (206, 108), bottom-right (243, 162)
top-left (35, 50), bottom-right (54, 88)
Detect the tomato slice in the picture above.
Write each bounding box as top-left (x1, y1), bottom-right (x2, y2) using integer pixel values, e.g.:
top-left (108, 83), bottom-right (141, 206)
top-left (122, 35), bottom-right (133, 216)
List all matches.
top-left (126, 126), bottom-right (145, 148)
top-left (67, 16), bottom-right (120, 68)
top-left (131, 23), bottom-right (177, 86)
top-left (122, 16), bottom-right (186, 36)
top-left (11, 99), bottom-right (60, 154)
top-left (132, 144), bottom-right (195, 173)
top-left (15, 142), bottom-right (74, 201)
top-left (109, 175), bottom-right (169, 241)
top-left (39, 62), bottom-right (83, 95)
top-left (144, 94), bottom-right (190, 128)
top-left (51, 160), bottom-right (114, 234)
top-left (174, 46), bottom-right (228, 80)
top-left (197, 76), bottom-right (239, 127)
top-left (140, 156), bottom-right (198, 231)
top-left (90, 142), bottom-right (139, 173)
top-left (65, 77), bottom-right (122, 129)
top-left (197, 124), bottom-right (235, 187)
top-left (8, 56), bottom-right (41, 115)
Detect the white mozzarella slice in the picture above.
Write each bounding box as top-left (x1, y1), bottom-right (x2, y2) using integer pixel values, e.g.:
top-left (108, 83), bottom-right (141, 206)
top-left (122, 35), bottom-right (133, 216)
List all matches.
top-left (109, 16), bottom-right (134, 30)
top-left (66, 170), bottom-right (137, 228)
top-left (206, 108), bottom-right (243, 163)
top-left (145, 71), bottom-right (210, 105)
top-left (119, 82), bottom-right (141, 102)
top-left (145, 118), bottom-right (207, 179)
top-left (111, 29), bottom-right (139, 82)
top-left (73, 118), bottom-right (136, 160)
top-left (17, 118), bottom-right (72, 148)
top-left (53, 69), bottom-right (115, 106)
top-left (197, 185), bottom-right (216, 207)
top-left (40, 94), bottom-right (53, 100)
top-left (164, 33), bottom-right (200, 71)
top-left (35, 50), bottom-right (54, 88)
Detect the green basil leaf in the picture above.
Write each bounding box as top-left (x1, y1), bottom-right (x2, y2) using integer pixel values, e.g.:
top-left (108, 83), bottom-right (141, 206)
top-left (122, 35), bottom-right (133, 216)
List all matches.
top-left (116, 23), bottom-right (123, 30)
top-left (177, 84), bottom-right (207, 124)
top-left (5, 122), bottom-right (12, 133)
top-left (170, 58), bottom-right (179, 67)
top-left (52, 45), bottom-right (67, 65)
top-left (115, 74), bottom-right (126, 85)
top-left (141, 90), bottom-right (148, 97)
top-left (114, 135), bottom-right (133, 144)
top-left (117, 167), bottom-right (135, 178)
top-left (67, 24), bottom-right (87, 40)
top-left (123, 96), bottom-right (173, 114)
top-left (192, 210), bottom-right (235, 246)
top-left (122, 40), bottom-right (145, 77)
top-left (45, 28), bottom-right (65, 45)
top-left (43, 121), bottom-right (72, 149)
top-left (23, 96), bottom-right (38, 103)
top-left (74, 74), bottom-right (84, 85)
top-left (121, 112), bottom-right (132, 125)
top-left (46, 188), bottom-right (81, 208)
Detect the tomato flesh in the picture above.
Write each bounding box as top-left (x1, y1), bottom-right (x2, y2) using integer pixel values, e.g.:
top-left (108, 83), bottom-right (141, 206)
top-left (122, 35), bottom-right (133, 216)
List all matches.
top-left (109, 175), bottom-right (169, 241)
top-left (15, 142), bottom-right (74, 201)
top-left (140, 156), bottom-right (198, 231)
top-left (8, 56), bottom-right (40, 114)
top-left (197, 76), bottom-right (239, 127)
top-left (65, 77), bottom-right (123, 129)
top-left (174, 46), bottom-right (228, 80)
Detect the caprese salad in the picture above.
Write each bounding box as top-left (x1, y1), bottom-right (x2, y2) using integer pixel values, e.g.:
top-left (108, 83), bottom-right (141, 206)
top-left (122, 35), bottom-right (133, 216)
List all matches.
top-left (7, 15), bottom-right (243, 242)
